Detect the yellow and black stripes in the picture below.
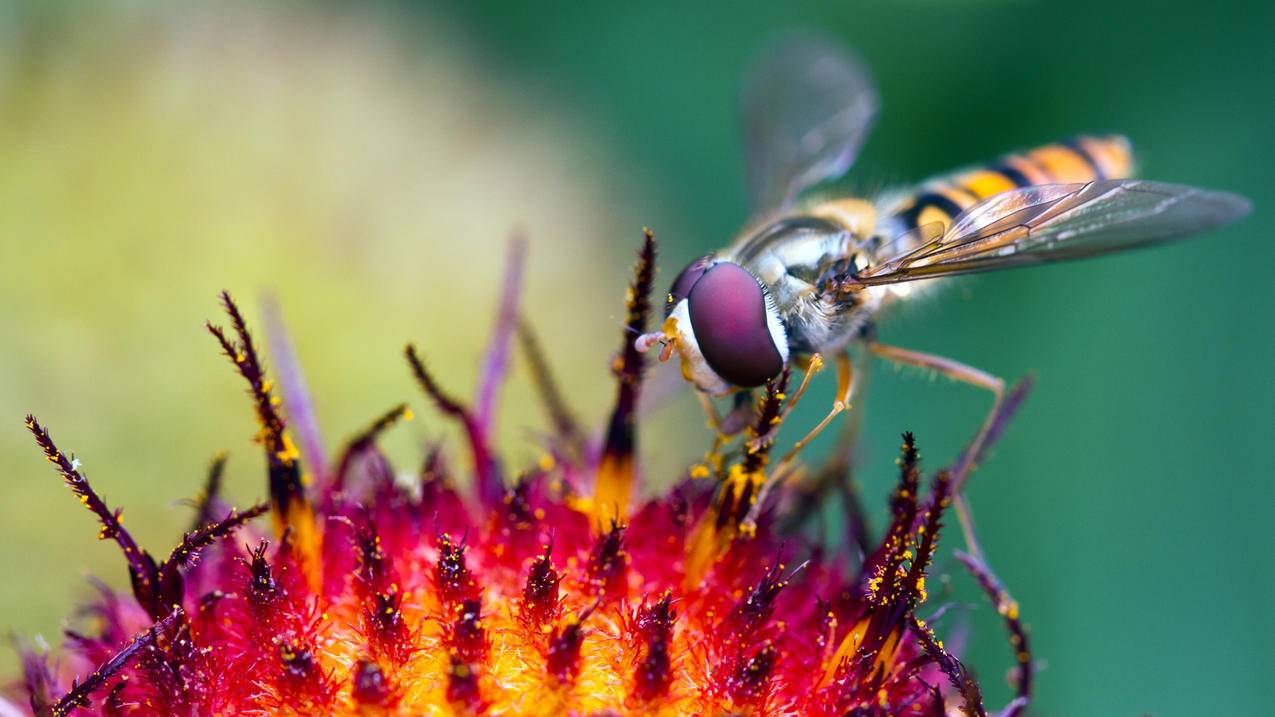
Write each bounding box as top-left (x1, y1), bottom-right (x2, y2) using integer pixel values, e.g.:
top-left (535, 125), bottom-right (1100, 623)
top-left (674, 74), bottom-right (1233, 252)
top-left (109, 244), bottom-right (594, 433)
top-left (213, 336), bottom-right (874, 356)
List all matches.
top-left (890, 135), bottom-right (1134, 234)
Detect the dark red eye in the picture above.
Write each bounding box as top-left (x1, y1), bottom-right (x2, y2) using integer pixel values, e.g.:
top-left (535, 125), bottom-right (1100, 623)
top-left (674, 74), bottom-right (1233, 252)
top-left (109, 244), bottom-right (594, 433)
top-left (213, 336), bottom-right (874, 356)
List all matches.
top-left (665, 255), bottom-right (712, 317)
top-left (687, 263), bottom-right (785, 387)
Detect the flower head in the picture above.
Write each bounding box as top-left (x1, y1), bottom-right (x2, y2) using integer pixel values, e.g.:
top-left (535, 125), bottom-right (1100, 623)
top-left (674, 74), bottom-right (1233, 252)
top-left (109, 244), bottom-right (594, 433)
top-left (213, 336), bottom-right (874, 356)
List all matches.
top-left (12, 232), bottom-right (1032, 716)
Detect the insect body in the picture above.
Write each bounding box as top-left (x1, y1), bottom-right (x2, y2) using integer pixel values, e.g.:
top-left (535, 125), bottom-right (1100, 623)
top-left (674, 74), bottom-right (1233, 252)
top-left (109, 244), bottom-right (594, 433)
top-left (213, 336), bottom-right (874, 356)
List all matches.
top-left (634, 39), bottom-right (1248, 510)
top-left (674, 134), bottom-right (1139, 393)
top-left (637, 42), bottom-right (1247, 406)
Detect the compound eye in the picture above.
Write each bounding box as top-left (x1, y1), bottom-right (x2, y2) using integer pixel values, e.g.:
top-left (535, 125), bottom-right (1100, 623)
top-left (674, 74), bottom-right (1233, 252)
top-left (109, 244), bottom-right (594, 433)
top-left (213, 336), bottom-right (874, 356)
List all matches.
top-left (665, 255), bottom-right (712, 316)
top-left (687, 263), bottom-right (784, 387)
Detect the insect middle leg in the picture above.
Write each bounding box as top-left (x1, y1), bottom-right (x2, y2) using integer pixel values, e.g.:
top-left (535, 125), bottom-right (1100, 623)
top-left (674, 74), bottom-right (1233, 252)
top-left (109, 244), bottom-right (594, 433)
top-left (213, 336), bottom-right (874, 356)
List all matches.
top-left (868, 341), bottom-right (1005, 559)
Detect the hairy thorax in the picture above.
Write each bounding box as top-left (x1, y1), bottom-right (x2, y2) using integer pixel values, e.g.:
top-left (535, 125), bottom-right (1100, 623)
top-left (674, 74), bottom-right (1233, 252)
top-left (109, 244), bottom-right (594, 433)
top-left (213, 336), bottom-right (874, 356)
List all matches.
top-left (725, 198), bottom-right (887, 357)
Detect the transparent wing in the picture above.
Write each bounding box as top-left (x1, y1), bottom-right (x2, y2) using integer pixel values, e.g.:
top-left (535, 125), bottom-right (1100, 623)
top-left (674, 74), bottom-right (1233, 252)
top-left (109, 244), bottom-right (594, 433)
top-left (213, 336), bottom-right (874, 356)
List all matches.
top-left (857, 180), bottom-right (1250, 285)
top-left (742, 36), bottom-right (879, 215)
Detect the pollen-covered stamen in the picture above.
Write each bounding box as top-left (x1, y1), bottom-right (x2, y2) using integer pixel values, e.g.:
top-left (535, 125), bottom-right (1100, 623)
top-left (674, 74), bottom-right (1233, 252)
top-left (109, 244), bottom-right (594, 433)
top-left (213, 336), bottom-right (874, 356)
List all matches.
top-left (861, 433), bottom-right (923, 605)
top-left (592, 228), bottom-right (656, 522)
top-left (331, 403), bottom-right (412, 492)
top-left (955, 551), bottom-right (1032, 717)
top-left (207, 293), bottom-right (307, 525)
top-left (813, 597), bottom-right (838, 665)
top-left (820, 439), bottom-right (951, 695)
top-left (46, 610), bottom-right (183, 717)
top-left (840, 470), bottom-right (952, 688)
top-left (684, 374), bottom-right (790, 586)
top-left (446, 654), bottom-right (483, 710)
top-left (169, 504), bottom-right (270, 570)
top-left (632, 594), bottom-right (677, 701)
top-left (103, 681), bottom-right (127, 716)
top-left (500, 476), bottom-right (537, 531)
top-left (146, 611), bottom-right (202, 687)
top-left (278, 636), bottom-right (316, 679)
top-left (364, 590), bottom-right (409, 657)
top-left (719, 563), bottom-right (787, 649)
top-left (405, 344), bottom-right (502, 508)
top-left (26, 416), bottom-right (169, 619)
top-left (486, 475), bottom-right (546, 571)
top-left (246, 541), bottom-right (281, 607)
top-left (448, 598), bottom-right (488, 665)
top-left (546, 600), bottom-right (600, 685)
top-left (197, 589), bottom-right (228, 618)
top-left (208, 293), bottom-right (323, 595)
top-left (350, 659), bottom-right (393, 707)
top-left (725, 642), bottom-right (777, 707)
top-left (726, 378), bottom-right (788, 522)
top-left (909, 614), bottom-right (987, 717)
top-left (862, 471), bottom-right (951, 656)
top-left (344, 514), bottom-right (390, 597)
top-left (903, 470), bottom-right (952, 603)
top-left (633, 633), bottom-right (672, 702)
top-left (434, 532), bottom-right (481, 608)
top-left (519, 541), bottom-right (562, 631)
top-left (742, 370), bottom-right (790, 473)
top-left (634, 593), bottom-right (676, 642)
top-left (891, 432), bottom-right (921, 521)
top-left (585, 519), bottom-right (628, 600)
top-left (153, 503), bottom-right (268, 618)
top-left (739, 369), bottom-right (794, 532)
top-left (275, 632), bottom-right (336, 707)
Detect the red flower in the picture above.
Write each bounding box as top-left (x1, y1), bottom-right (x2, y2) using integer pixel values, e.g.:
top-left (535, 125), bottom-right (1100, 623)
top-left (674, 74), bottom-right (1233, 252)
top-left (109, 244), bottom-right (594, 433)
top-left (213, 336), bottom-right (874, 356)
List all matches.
top-left (12, 232), bottom-right (1031, 716)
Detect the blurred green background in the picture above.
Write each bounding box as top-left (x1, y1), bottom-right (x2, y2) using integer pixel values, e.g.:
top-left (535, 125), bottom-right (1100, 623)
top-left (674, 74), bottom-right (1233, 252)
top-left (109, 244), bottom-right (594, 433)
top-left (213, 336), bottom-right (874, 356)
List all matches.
top-left (2, 1), bottom-right (1272, 714)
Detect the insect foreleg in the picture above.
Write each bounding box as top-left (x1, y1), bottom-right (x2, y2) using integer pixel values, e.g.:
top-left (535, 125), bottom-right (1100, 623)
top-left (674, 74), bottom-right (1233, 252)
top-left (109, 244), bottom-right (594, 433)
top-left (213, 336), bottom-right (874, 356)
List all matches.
top-left (741, 351), bottom-right (856, 534)
top-left (768, 352), bottom-right (856, 483)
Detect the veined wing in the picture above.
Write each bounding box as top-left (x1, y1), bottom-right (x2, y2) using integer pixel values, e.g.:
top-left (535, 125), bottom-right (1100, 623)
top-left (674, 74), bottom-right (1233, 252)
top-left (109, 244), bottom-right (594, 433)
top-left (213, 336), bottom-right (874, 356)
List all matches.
top-left (856, 180), bottom-right (1249, 284)
top-left (742, 36), bottom-right (878, 215)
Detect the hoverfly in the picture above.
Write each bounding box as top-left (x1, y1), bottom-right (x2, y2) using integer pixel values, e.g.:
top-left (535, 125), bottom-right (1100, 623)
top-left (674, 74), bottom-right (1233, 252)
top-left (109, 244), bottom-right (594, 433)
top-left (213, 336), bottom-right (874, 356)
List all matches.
top-left (635, 39), bottom-right (1249, 487)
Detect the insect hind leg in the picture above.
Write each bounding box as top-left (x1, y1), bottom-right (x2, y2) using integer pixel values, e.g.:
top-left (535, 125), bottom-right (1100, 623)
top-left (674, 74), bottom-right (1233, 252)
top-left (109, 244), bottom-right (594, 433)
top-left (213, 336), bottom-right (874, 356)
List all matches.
top-left (868, 341), bottom-right (1006, 560)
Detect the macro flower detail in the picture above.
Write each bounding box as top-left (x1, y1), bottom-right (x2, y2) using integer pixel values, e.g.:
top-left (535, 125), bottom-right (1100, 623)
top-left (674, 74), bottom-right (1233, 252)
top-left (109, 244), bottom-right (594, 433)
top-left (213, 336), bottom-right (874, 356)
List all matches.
top-left (11, 233), bottom-right (1033, 716)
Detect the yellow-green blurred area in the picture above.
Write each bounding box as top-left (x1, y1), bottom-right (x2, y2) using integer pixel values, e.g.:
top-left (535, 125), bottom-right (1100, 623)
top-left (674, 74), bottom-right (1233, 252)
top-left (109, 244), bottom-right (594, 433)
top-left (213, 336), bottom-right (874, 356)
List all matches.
top-left (0, 0), bottom-right (678, 679)
top-left (2, 1), bottom-right (1273, 715)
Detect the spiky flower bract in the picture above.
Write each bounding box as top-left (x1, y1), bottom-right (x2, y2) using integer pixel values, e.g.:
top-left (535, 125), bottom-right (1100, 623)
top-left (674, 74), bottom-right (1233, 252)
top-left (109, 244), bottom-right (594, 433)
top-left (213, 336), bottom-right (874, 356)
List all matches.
top-left (10, 232), bottom-right (1032, 716)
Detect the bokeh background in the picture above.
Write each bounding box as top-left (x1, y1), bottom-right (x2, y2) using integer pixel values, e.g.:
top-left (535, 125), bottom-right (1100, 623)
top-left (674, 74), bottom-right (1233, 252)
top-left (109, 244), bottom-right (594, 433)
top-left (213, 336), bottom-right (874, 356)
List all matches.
top-left (2, 1), bottom-right (1272, 714)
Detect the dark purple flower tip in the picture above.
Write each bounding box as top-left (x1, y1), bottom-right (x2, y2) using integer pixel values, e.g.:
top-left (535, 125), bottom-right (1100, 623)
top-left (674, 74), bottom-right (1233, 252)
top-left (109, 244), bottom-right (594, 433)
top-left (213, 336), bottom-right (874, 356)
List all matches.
top-left (664, 255), bottom-right (713, 316)
top-left (686, 262), bottom-right (785, 388)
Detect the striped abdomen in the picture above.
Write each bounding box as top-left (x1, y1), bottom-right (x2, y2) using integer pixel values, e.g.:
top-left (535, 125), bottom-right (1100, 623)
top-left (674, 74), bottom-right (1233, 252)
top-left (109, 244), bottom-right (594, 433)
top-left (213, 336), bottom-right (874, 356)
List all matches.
top-left (884, 135), bottom-right (1134, 235)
